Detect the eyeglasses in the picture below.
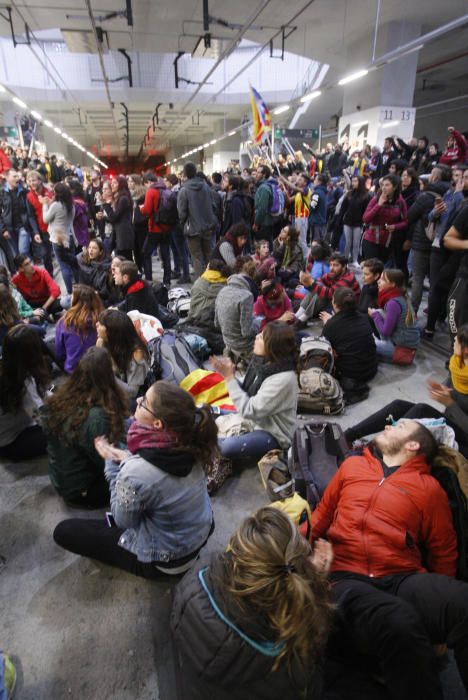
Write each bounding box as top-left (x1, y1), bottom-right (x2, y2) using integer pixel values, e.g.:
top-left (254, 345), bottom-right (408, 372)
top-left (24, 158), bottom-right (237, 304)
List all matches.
top-left (138, 395), bottom-right (158, 419)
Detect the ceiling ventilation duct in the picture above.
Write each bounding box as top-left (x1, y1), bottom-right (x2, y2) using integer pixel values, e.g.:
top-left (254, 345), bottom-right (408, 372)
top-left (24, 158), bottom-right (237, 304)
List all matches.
top-left (61, 28), bottom-right (109, 53)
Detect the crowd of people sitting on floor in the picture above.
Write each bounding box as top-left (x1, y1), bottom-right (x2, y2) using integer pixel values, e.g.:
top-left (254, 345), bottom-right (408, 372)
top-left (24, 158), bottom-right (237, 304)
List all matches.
top-left (1, 123), bottom-right (468, 699)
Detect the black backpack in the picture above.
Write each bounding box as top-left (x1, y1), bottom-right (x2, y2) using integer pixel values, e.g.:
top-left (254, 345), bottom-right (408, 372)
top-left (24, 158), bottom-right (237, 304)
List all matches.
top-left (289, 421), bottom-right (349, 509)
top-left (154, 189), bottom-right (178, 226)
top-left (431, 465), bottom-right (468, 581)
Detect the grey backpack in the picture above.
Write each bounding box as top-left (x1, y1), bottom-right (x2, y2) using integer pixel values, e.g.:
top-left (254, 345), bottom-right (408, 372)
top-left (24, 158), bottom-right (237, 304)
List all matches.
top-left (300, 336), bottom-right (334, 373)
top-left (297, 368), bottom-right (344, 415)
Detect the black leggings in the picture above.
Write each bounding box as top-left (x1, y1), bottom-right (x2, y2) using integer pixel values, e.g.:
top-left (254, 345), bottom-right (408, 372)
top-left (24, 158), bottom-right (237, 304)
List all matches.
top-left (332, 572), bottom-right (468, 700)
top-left (53, 517), bottom-right (213, 579)
top-left (344, 400), bottom-right (444, 443)
top-left (0, 425), bottom-right (47, 461)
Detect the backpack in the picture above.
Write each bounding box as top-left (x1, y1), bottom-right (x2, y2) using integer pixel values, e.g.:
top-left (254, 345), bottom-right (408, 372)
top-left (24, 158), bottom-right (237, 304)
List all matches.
top-left (266, 180), bottom-right (285, 217)
top-left (145, 330), bottom-right (201, 385)
top-left (151, 281), bottom-right (169, 307)
top-left (300, 336), bottom-right (334, 373)
top-left (167, 287), bottom-right (191, 315)
top-left (154, 188), bottom-right (178, 226)
top-left (297, 368), bottom-right (344, 415)
top-left (431, 465), bottom-right (468, 581)
top-left (289, 421), bottom-right (349, 509)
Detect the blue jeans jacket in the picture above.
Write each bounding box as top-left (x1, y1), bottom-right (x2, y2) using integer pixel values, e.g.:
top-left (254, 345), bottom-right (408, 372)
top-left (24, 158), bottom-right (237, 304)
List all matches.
top-left (105, 454), bottom-right (213, 563)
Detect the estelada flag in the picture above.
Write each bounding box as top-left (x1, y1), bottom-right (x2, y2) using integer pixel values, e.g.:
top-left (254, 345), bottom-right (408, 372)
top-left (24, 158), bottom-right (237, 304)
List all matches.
top-left (249, 85), bottom-right (271, 144)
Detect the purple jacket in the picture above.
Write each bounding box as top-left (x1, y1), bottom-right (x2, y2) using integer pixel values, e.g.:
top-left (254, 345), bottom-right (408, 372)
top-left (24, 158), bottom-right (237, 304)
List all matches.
top-left (73, 198), bottom-right (89, 247)
top-left (55, 319), bottom-right (97, 373)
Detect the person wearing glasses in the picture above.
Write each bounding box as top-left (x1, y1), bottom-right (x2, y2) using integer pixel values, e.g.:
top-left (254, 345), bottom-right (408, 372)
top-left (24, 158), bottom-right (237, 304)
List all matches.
top-left (53, 381), bottom-right (217, 579)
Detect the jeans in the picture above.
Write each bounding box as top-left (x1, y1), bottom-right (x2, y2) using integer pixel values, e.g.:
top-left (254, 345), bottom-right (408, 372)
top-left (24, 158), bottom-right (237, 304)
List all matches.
top-left (187, 230), bottom-right (213, 279)
top-left (31, 232), bottom-right (53, 275)
top-left (171, 225), bottom-right (190, 278)
top-left (143, 232), bottom-right (171, 285)
top-left (9, 226), bottom-right (31, 257)
top-left (332, 572), bottom-right (468, 700)
top-left (0, 424), bottom-right (47, 460)
top-left (52, 240), bottom-right (78, 294)
top-left (410, 249), bottom-right (431, 314)
top-left (219, 430), bottom-right (280, 464)
top-left (295, 217), bottom-right (309, 259)
top-left (310, 223), bottom-right (327, 243)
top-left (374, 335), bottom-right (395, 360)
top-left (343, 225), bottom-right (362, 263)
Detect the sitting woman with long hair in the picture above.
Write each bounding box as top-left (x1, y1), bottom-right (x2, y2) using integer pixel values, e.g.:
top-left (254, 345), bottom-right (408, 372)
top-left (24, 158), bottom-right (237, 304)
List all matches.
top-left (211, 322), bottom-right (299, 464)
top-left (0, 325), bottom-right (51, 460)
top-left (0, 283), bottom-right (22, 346)
top-left (53, 381), bottom-right (217, 578)
top-left (368, 268), bottom-right (420, 362)
top-left (96, 309), bottom-right (149, 398)
top-left (41, 346), bottom-right (129, 508)
top-left (76, 238), bottom-right (111, 304)
top-left (55, 284), bottom-right (103, 373)
top-left (272, 225), bottom-right (304, 288)
top-left (171, 507), bottom-right (333, 700)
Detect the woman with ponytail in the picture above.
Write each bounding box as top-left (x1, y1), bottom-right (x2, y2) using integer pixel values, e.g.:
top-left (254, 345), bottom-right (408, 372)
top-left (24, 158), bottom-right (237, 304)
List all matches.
top-left (368, 268), bottom-right (420, 361)
top-left (171, 506), bottom-right (333, 699)
top-left (53, 381), bottom-right (217, 578)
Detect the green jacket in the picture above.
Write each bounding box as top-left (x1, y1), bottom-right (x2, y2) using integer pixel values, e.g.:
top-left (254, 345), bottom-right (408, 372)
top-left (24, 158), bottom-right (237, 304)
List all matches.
top-left (254, 180), bottom-right (273, 227)
top-left (11, 286), bottom-right (34, 318)
top-left (42, 406), bottom-right (110, 500)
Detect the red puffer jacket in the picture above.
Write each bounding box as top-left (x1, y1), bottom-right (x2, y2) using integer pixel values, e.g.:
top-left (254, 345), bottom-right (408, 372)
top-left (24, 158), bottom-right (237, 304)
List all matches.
top-left (311, 448), bottom-right (457, 578)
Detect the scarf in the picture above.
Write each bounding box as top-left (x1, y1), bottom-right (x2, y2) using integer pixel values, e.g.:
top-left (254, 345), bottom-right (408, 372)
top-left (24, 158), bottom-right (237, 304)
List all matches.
top-left (202, 269), bottom-right (227, 284)
top-left (377, 286), bottom-right (402, 309)
top-left (282, 243), bottom-right (293, 270)
top-left (127, 280), bottom-right (145, 295)
top-left (242, 355), bottom-right (296, 397)
top-left (126, 421), bottom-right (194, 477)
top-left (449, 355), bottom-right (468, 394)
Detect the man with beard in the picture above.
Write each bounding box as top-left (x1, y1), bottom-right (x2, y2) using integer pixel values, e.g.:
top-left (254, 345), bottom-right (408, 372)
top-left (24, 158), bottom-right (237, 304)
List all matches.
top-left (312, 420), bottom-right (468, 700)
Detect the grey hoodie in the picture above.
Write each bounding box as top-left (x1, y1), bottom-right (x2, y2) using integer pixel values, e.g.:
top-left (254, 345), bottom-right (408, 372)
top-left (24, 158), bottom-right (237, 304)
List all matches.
top-left (215, 274), bottom-right (255, 352)
top-left (177, 178), bottom-right (217, 237)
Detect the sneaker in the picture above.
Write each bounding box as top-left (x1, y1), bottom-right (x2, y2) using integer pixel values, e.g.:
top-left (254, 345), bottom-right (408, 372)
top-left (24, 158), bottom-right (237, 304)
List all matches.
top-left (206, 457), bottom-right (233, 495)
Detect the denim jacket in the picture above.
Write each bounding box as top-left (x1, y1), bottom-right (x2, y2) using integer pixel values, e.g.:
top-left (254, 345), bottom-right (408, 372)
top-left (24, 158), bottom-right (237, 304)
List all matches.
top-left (105, 454), bottom-right (213, 563)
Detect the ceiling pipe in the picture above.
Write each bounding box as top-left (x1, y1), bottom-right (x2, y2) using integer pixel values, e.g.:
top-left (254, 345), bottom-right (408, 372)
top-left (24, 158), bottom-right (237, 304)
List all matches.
top-left (416, 50), bottom-right (468, 74)
top-left (372, 14), bottom-right (468, 67)
top-left (84, 0), bottom-right (120, 151)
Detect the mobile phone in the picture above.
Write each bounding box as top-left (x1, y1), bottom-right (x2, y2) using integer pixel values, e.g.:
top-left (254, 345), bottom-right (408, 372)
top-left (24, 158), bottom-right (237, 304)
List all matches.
top-left (105, 512), bottom-right (116, 528)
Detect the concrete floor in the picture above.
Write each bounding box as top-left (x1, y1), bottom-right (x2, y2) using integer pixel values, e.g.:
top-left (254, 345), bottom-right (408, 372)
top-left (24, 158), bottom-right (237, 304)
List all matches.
top-left (1, 259), bottom-right (466, 699)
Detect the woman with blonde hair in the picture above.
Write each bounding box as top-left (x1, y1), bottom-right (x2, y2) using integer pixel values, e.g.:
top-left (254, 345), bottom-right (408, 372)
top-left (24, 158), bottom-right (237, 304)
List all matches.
top-left (54, 284), bottom-right (103, 373)
top-left (171, 506), bottom-right (333, 699)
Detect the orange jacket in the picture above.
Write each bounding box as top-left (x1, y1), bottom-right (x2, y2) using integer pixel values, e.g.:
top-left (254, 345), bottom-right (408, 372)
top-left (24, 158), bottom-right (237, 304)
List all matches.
top-left (311, 448), bottom-right (457, 578)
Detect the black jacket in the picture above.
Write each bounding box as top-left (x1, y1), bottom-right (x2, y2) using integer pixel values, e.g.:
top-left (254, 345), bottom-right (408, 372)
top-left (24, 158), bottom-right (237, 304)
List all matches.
top-left (357, 281), bottom-right (378, 314)
top-left (327, 152), bottom-right (348, 177)
top-left (407, 182), bottom-right (450, 252)
top-left (341, 192), bottom-right (371, 227)
top-left (322, 309), bottom-right (377, 382)
top-left (103, 194), bottom-right (134, 251)
top-left (222, 192), bottom-right (254, 235)
top-left (0, 185), bottom-right (33, 234)
top-left (116, 280), bottom-right (159, 316)
top-left (171, 553), bottom-right (320, 700)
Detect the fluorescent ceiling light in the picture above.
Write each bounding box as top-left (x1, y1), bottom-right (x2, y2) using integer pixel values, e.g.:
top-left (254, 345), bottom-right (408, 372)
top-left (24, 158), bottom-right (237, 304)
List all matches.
top-left (44, 120), bottom-right (53, 128)
top-left (203, 143), bottom-right (209, 148)
top-left (12, 96), bottom-right (27, 109)
top-left (0, 84), bottom-right (6, 93)
top-left (351, 120), bottom-right (368, 127)
top-left (300, 90), bottom-right (321, 103)
top-left (209, 139), bottom-right (217, 145)
top-left (273, 105), bottom-right (290, 115)
top-left (54, 127), bottom-right (62, 135)
top-left (228, 130), bottom-right (236, 136)
top-left (61, 132), bottom-right (69, 139)
top-left (382, 120), bottom-right (400, 128)
top-left (30, 110), bottom-right (42, 120)
top-left (338, 69), bottom-right (368, 86)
